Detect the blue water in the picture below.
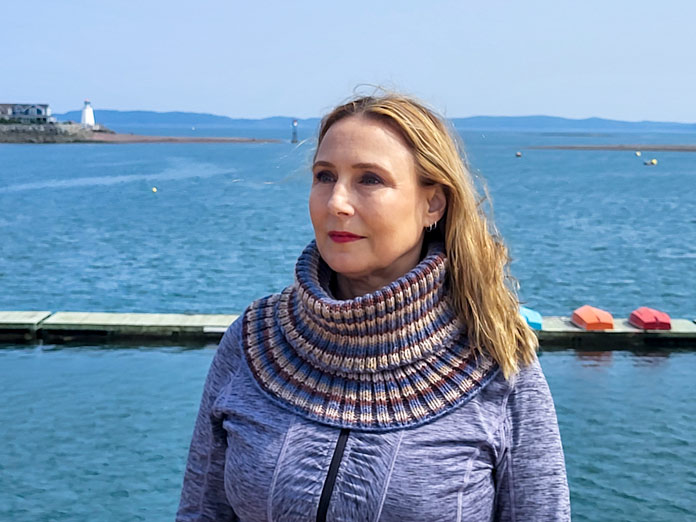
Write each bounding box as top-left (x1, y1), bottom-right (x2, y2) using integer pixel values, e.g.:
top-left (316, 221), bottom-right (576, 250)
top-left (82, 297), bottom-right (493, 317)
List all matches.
top-left (1, 346), bottom-right (694, 521)
top-left (1, 127), bottom-right (694, 316)
top-left (2, 126), bottom-right (696, 520)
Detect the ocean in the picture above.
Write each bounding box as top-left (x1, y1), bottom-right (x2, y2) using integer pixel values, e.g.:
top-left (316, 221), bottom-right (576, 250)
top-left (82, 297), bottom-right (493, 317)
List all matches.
top-left (1, 123), bottom-right (695, 520)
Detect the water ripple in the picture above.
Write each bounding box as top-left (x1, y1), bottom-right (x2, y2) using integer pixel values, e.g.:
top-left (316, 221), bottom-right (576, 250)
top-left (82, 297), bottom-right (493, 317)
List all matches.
top-left (0, 161), bottom-right (236, 193)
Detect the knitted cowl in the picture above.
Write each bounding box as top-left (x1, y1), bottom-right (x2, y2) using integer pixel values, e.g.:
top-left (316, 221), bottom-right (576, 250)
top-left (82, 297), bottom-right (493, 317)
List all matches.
top-left (241, 241), bottom-right (499, 432)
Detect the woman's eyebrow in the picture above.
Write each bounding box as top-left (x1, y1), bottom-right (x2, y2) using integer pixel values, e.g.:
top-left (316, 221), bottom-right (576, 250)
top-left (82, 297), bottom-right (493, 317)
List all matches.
top-left (313, 160), bottom-right (389, 173)
top-left (313, 160), bottom-right (335, 169)
top-left (313, 160), bottom-right (388, 172)
top-left (352, 162), bottom-right (388, 172)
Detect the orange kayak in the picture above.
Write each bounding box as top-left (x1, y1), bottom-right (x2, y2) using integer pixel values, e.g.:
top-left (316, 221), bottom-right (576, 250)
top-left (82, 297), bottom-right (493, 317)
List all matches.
top-left (571, 305), bottom-right (614, 330)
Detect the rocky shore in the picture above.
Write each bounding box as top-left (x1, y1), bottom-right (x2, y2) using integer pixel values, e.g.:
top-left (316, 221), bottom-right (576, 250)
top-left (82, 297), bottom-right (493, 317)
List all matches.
top-left (0, 122), bottom-right (278, 144)
top-left (1, 122), bottom-right (113, 143)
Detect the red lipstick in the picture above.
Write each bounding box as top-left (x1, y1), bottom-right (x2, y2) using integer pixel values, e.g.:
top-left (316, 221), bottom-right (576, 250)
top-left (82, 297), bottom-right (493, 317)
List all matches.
top-left (328, 231), bottom-right (364, 243)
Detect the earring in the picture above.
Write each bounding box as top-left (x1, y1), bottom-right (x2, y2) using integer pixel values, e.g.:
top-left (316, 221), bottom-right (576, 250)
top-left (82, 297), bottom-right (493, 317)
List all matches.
top-left (427, 222), bottom-right (437, 232)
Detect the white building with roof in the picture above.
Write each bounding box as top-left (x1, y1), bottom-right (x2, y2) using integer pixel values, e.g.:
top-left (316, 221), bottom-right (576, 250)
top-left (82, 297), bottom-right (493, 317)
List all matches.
top-left (81, 100), bottom-right (95, 127)
top-left (0, 103), bottom-right (56, 123)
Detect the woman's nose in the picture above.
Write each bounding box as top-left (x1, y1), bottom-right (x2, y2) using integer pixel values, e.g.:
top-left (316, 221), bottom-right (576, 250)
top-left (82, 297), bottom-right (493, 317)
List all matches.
top-left (327, 182), bottom-right (354, 216)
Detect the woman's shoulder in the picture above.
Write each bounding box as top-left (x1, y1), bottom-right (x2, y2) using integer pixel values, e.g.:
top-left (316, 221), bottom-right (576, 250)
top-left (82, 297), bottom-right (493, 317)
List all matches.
top-left (501, 355), bottom-right (559, 422)
top-left (219, 314), bottom-right (244, 353)
top-left (205, 315), bottom-right (247, 388)
top-left (509, 356), bottom-right (550, 394)
top-left (214, 291), bottom-right (286, 371)
top-left (476, 355), bottom-right (553, 415)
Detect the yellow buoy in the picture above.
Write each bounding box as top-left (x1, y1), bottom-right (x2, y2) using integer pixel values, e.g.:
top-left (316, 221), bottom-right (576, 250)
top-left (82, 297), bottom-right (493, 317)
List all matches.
top-left (651, 158), bottom-right (658, 165)
top-left (635, 151), bottom-right (642, 157)
top-left (152, 187), bottom-right (158, 192)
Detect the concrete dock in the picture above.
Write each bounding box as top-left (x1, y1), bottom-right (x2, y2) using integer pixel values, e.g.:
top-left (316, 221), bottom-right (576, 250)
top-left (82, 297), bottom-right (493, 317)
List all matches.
top-left (0, 311), bottom-right (237, 345)
top-left (539, 316), bottom-right (696, 349)
top-left (1, 311), bottom-right (695, 349)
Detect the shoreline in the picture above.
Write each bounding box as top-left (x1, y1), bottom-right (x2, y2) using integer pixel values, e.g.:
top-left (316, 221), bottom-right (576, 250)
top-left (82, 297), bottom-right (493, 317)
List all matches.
top-left (78, 133), bottom-right (280, 144)
top-left (529, 144), bottom-right (696, 152)
top-left (0, 132), bottom-right (280, 144)
top-left (0, 123), bottom-right (280, 144)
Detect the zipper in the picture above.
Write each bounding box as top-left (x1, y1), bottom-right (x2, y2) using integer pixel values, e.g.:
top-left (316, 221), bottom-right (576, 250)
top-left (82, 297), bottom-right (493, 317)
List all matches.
top-left (316, 428), bottom-right (350, 522)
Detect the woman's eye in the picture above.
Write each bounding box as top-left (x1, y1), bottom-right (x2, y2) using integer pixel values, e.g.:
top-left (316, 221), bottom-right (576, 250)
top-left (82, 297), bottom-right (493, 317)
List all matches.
top-left (314, 170), bottom-right (334, 183)
top-left (360, 173), bottom-right (383, 185)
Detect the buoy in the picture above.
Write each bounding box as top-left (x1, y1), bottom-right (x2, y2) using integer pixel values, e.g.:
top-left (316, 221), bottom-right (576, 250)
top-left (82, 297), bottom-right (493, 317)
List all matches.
top-left (152, 187), bottom-right (157, 193)
top-left (651, 158), bottom-right (658, 165)
top-left (515, 151), bottom-right (522, 158)
top-left (635, 151), bottom-right (642, 157)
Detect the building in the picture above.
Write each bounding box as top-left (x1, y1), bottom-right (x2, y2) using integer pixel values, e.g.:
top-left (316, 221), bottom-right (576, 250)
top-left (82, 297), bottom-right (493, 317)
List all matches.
top-left (0, 103), bottom-right (56, 124)
top-left (81, 100), bottom-right (95, 127)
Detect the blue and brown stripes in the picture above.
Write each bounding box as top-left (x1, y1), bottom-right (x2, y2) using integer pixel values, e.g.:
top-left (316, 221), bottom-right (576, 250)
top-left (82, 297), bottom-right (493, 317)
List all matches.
top-left (242, 241), bottom-right (499, 432)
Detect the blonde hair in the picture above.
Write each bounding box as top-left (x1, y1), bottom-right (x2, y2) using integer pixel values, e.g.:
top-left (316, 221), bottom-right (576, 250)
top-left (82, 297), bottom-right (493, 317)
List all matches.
top-left (316, 94), bottom-right (538, 378)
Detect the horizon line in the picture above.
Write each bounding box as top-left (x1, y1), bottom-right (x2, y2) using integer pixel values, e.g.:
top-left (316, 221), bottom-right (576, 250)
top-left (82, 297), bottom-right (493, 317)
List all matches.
top-left (51, 109), bottom-right (696, 126)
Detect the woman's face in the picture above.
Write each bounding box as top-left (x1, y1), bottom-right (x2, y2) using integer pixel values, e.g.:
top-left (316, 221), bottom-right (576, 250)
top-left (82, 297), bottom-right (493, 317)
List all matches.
top-left (310, 115), bottom-right (445, 294)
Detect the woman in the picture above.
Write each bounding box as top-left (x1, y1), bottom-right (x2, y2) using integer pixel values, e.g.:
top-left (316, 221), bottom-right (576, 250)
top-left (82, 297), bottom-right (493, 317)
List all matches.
top-left (177, 94), bottom-right (570, 521)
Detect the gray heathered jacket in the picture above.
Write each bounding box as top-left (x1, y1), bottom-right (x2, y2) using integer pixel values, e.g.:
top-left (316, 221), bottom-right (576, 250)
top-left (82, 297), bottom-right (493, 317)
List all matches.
top-left (177, 318), bottom-right (571, 521)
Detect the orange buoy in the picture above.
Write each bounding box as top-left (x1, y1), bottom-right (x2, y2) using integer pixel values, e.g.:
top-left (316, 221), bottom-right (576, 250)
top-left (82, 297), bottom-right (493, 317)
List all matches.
top-left (571, 305), bottom-right (614, 330)
top-left (629, 307), bottom-right (671, 330)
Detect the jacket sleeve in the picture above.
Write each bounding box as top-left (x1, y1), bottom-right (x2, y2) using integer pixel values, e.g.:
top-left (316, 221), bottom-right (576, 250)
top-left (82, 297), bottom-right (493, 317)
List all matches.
top-left (493, 358), bottom-right (571, 521)
top-left (176, 318), bottom-right (244, 521)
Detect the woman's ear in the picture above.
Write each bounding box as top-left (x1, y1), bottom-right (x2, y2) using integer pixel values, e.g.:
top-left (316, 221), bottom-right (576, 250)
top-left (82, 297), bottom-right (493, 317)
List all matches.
top-left (426, 184), bottom-right (447, 223)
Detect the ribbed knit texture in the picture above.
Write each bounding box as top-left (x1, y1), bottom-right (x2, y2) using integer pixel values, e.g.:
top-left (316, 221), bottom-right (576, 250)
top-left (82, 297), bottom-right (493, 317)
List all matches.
top-left (241, 241), bottom-right (499, 432)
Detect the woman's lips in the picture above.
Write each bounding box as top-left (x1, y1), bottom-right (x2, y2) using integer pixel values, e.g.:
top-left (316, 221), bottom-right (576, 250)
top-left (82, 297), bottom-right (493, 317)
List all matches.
top-left (328, 231), bottom-right (365, 243)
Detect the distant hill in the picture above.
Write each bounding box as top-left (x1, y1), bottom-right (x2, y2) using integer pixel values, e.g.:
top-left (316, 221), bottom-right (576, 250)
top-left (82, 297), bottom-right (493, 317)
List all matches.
top-left (55, 110), bottom-right (696, 133)
top-left (55, 110), bottom-right (321, 129)
top-left (451, 115), bottom-right (696, 133)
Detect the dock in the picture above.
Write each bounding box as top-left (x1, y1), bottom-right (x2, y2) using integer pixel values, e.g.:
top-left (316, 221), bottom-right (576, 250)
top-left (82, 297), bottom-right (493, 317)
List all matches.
top-left (1, 311), bottom-right (695, 349)
top-left (539, 316), bottom-right (696, 349)
top-left (0, 311), bottom-right (237, 345)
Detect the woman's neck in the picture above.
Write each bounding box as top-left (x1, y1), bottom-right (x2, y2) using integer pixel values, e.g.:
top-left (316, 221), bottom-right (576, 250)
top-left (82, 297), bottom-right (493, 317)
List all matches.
top-left (331, 241), bottom-right (432, 300)
top-left (333, 273), bottom-right (381, 300)
top-left (333, 267), bottom-right (409, 300)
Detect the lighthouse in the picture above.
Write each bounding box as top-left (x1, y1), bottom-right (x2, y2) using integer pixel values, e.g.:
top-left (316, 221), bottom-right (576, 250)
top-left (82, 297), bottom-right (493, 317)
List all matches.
top-left (291, 119), bottom-right (298, 143)
top-left (81, 99), bottom-right (95, 127)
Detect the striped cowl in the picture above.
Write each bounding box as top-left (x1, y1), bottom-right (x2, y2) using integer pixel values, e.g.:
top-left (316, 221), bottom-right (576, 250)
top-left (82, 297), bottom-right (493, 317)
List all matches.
top-left (241, 241), bottom-right (499, 432)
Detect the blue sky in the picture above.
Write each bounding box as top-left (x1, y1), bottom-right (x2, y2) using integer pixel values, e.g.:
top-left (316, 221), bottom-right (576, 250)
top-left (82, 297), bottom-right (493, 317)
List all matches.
top-left (3, 0), bottom-right (695, 121)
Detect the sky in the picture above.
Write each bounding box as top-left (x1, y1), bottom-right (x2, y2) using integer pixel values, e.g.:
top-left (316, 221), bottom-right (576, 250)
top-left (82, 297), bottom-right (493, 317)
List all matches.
top-left (2, 0), bottom-right (695, 122)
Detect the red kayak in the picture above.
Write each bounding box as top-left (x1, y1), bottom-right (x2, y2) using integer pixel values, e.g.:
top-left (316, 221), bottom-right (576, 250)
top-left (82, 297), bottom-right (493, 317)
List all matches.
top-left (629, 307), bottom-right (672, 330)
top-left (571, 305), bottom-right (614, 330)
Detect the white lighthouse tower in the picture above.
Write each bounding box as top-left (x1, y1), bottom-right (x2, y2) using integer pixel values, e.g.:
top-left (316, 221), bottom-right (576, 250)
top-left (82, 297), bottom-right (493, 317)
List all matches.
top-left (81, 99), bottom-right (95, 127)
